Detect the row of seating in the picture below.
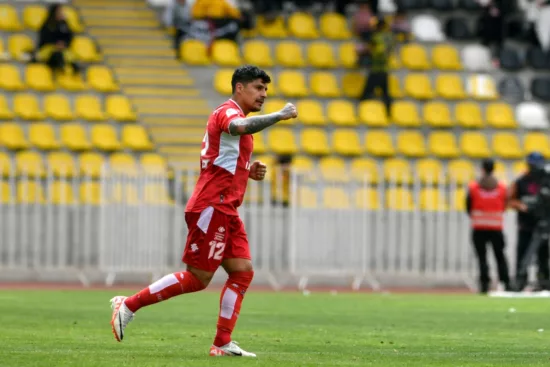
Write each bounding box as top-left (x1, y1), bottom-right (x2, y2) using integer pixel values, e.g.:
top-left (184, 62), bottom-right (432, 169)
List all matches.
top-left (0, 4), bottom-right (84, 33)
top-left (0, 123), bottom-right (153, 152)
top-left (0, 93), bottom-right (136, 122)
top-left (499, 47), bottom-right (550, 72)
top-left (0, 64), bottom-right (119, 92)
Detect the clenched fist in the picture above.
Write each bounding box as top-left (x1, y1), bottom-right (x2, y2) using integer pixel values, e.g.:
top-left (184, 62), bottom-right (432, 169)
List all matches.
top-left (249, 161), bottom-right (267, 181)
top-left (278, 103), bottom-right (298, 121)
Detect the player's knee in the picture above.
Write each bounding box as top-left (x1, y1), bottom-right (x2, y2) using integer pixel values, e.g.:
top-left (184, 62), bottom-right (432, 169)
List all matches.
top-left (187, 266), bottom-right (214, 288)
top-left (223, 258), bottom-right (253, 273)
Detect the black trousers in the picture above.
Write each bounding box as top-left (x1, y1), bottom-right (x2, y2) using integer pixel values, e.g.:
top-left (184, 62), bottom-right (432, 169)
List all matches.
top-left (360, 71), bottom-right (391, 114)
top-left (472, 230), bottom-right (510, 288)
top-left (515, 229), bottom-right (550, 289)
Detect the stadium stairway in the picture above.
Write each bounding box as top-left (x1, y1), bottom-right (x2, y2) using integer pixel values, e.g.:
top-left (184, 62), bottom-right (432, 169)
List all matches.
top-left (72, 0), bottom-right (210, 168)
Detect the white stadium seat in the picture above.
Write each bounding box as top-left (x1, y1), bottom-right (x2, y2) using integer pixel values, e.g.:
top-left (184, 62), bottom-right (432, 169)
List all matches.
top-left (516, 101), bottom-right (550, 129)
top-left (379, 0), bottom-right (397, 13)
top-left (461, 44), bottom-right (492, 71)
top-left (411, 15), bottom-right (445, 42)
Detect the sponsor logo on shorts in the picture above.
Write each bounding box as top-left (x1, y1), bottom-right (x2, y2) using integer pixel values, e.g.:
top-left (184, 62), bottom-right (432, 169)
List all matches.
top-left (190, 243), bottom-right (199, 252)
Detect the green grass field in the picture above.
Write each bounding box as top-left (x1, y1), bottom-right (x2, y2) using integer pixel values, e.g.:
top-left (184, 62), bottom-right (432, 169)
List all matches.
top-left (1, 288), bottom-right (549, 366)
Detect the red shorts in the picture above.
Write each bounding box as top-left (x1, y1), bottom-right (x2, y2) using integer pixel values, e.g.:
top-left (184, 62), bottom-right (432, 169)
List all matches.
top-left (182, 206), bottom-right (250, 272)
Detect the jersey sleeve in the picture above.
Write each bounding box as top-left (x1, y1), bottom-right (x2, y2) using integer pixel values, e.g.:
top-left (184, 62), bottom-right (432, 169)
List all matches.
top-left (216, 106), bottom-right (244, 134)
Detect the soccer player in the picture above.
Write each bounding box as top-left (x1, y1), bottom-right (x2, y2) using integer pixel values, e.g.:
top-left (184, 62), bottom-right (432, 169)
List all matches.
top-left (109, 65), bottom-right (298, 357)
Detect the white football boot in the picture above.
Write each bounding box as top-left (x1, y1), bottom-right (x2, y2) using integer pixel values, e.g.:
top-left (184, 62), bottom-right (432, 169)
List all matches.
top-left (209, 341), bottom-right (257, 357)
top-left (110, 296), bottom-right (134, 342)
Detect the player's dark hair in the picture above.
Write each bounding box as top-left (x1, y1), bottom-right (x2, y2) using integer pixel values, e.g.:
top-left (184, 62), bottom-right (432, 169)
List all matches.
top-left (482, 159), bottom-right (494, 175)
top-left (231, 65), bottom-right (271, 93)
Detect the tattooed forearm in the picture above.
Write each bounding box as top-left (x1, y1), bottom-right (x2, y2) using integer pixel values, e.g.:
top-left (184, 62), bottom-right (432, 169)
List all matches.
top-left (228, 113), bottom-right (281, 136)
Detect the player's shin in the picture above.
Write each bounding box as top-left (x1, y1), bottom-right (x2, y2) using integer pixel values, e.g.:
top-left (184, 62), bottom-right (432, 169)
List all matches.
top-left (124, 271), bottom-right (206, 313)
top-left (213, 271), bottom-right (254, 347)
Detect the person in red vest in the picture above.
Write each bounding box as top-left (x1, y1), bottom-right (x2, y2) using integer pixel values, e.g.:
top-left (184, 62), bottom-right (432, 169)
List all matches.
top-left (466, 158), bottom-right (512, 293)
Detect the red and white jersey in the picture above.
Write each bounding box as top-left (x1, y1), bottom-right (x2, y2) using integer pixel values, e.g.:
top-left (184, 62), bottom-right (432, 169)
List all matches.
top-left (185, 99), bottom-right (253, 216)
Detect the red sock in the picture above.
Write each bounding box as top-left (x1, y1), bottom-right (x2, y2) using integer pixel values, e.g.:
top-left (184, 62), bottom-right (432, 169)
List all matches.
top-left (213, 271), bottom-right (254, 347)
top-left (124, 271), bottom-right (205, 313)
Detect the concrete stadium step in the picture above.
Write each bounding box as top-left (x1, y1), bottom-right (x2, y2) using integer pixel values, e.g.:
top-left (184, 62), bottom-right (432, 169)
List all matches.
top-left (97, 38), bottom-right (172, 48)
top-left (150, 127), bottom-right (205, 144)
top-left (118, 76), bottom-right (194, 86)
top-left (115, 67), bottom-right (188, 77)
top-left (133, 98), bottom-right (208, 107)
top-left (136, 105), bottom-right (211, 115)
top-left (154, 135), bottom-right (204, 145)
top-left (88, 29), bottom-right (166, 37)
top-left (84, 18), bottom-right (160, 28)
top-left (73, 0), bottom-right (147, 8)
top-left (103, 48), bottom-right (175, 57)
top-left (124, 87), bottom-right (200, 98)
top-left (107, 57), bottom-right (180, 68)
top-left (142, 117), bottom-right (207, 126)
top-left (159, 146), bottom-right (199, 155)
top-left (79, 9), bottom-right (155, 18)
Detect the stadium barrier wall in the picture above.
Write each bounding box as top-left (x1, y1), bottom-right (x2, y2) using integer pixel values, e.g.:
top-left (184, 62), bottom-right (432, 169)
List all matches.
top-left (0, 164), bottom-right (532, 290)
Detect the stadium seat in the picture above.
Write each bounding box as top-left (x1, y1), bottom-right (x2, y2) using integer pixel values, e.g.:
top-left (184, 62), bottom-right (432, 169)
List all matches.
top-left (243, 40), bottom-right (273, 67)
top-left (29, 123), bottom-right (60, 151)
top-left (310, 72), bottom-right (340, 98)
top-left (268, 128), bottom-right (298, 155)
top-left (467, 74), bottom-right (498, 100)
top-left (404, 73), bottom-right (434, 99)
top-left (300, 128), bottom-right (330, 156)
top-left (25, 64), bottom-right (55, 91)
top-left (385, 188), bottom-right (415, 211)
top-left (416, 159), bottom-right (444, 184)
top-left (109, 153), bottom-right (138, 176)
top-left (48, 181), bottom-right (74, 205)
top-left (106, 95), bottom-right (137, 122)
top-left (531, 77), bottom-right (550, 102)
top-left (87, 66), bottom-right (119, 92)
top-left (144, 183), bottom-right (172, 205)
top-left (333, 129), bottom-right (362, 156)
top-left (423, 102), bottom-right (453, 128)
top-left (0, 95), bottom-right (13, 120)
top-left (60, 124), bottom-right (92, 151)
top-left (0, 151), bottom-right (12, 178)
top-left (499, 47), bottom-right (524, 71)
top-left (460, 132), bottom-right (491, 158)
top-left (527, 47), bottom-right (550, 70)
top-left (322, 187), bottom-right (350, 209)
top-left (512, 160), bottom-right (527, 176)
top-left (350, 158), bottom-right (379, 184)
top-left (214, 69), bottom-right (233, 95)
top-left (428, 131), bottom-right (460, 158)
top-left (0, 123), bottom-right (28, 150)
top-left (122, 125), bottom-right (153, 151)
top-left (523, 133), bottom-right (550, 157)
top-left (111, 183), bottom-right (139, 204)
top-left (44, 94), bottom-right (74, 121)
top-left (0, 4), bottom-right (22, 31)
top-left (365, 130), bottom-right (395, 157)
top-left (63, 6), bottom-right (85, 33)
top-left (79, 152), bottom-right (105, 178)
top-left (411, 15), bottom-right (445, 42)
top-left (0, 64), bottom-right (24, 91)
top-left (291, 155), bottom-right (314, 174)
top-left (180, 39), bottom-right (210, 65)
top-left (0, 181), bottom-right (11, 203)
top-left (76, 94), bottom-right (106, 121)
top-left (400, 44), bottom-right (430, 70)
top-left (14, 93), bottom-right (44, 120)
top-left (70, 36), bottom-right (101, 62)
top-left (297, 186), bottom-right (318, 208)
top-left (79, 182), bottom-right (102, 205)
top-left (392, 101), bottom-right (421, 127)
top-left (91, 124), bottom-right (121, 151)
top-left (397, 131), bottom-right (427, 158)
top-left (462, 44), bottom-right (492, 71)
top-left (354, 188), bottom-right (380, 210)
top-left (435, 74), bottom-right (466, 99)
top-left (288, 12), bottom-right (319, 39)
top-left (486, 103), bottom-right (517, 129)
top-left (447, 159), bottom-right (475, 186)
top-left (212, 40), bottom-right (241, 66)
top-left (307, 42), bottom-right (337, 68)
top-left (47, 151), bottom-right (76, 178)
top-left (8, 34), bottom-right (33, 61)
top-left (450, 188), bottom-right (466, 211)
top-left (57, 71), bottom-right (87, 92)
top-left (16, 150), bottom-right (45, 178)
top-left (252, 132), bottom-right (266, 155)
top-left (491, 133), bottom-right (523, 159)
top-left (140, 153), bottom-right (168, 175)
top-left (339, 42), bottom-right (358, 68)
top-left (384, 158), bottom-right (412, 184)
top-left (455, 102), bottom-right (484, 128)
top-left (342, 72), bottom-right (364, 98)
top-left (320, 12), bottom-right (351, 40)
top-left (17, 181), bottom-right (45, 204)
top-left (432, 44), bottom-right (462, 70)
top-left (498, 76), bottom-right (524, 104)
top-left (23, 5), bottom-right (47, 31)
top-left (278, 71), bottom-right (308, 97)
top-left (296, 100), bottom-right (326, 125)
top-left (358, 100), bottom-right (388, 127)
top-left (319, 156), bottom-right (349, 182)
top-left (275, 41), bottom-right (305, 68)
top-left (516, 101), bottom-right (549, 129)
top-left (328, 100), bottom-right (359, 126)
top-left (389, 75), bottom-right (405, 98)
top-left (256, 15), bottom-right (288, 37)
top-left (420, 188), bottom-right (448, 211)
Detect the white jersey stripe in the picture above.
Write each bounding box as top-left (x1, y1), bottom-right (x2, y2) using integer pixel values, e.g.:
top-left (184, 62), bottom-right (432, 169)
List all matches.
top-left (214, 132), bottom-right (240, 174)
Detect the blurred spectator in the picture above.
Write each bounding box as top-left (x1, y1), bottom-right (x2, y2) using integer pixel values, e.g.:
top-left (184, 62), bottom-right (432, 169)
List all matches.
top-left (476, 0), bottom-right (503, 66)
top-left (272, 155), bottom-right (292, 207)
top-left (163, 0), bottom-right (192, 51)
top-left (192, 0), bottom-right (242, 43)
top-left (334, 0), bottom-right (353, 14)
top-left (391, 10), bottom-right (411, 42)
top-left (352, 1), bottom-right (374, 42)
top-left (34, 4), bottom-right (78, 73)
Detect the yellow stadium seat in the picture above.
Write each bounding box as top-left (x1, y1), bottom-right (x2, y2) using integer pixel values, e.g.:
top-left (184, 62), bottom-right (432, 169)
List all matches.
top-left (319, 156), bottom-right (349, 182)
top-left (307, 42), bottom-right (337, 68)
top-left (416, 159), bottom-right (444, 185)
top-left (144, 183), bottom-right (172, 205)
top-left (79, 152), bottom-right (105, 178)
top-left (428, 132), bottom-right (460, 159)
top-left (512, 160), bottom-right (527, 176)
top-left (111, 183), bottom-right (139, 204)
top-left (448, 159), bottom-right (474, 186)
top-left (435, 74), bottom-right (466, 99)
top-left (8, 34), bottom-right (33, 61)
top-left (14, 93), bottom-right (43, 120)
top-left (296, 99), bottom-right (326, 125)
top-left (47, 151), bottom-right (76, 178)
top-left (0, 95), bottom-right (14, 120)
top-left (106, 95), bottom-right (137, 122)
top-left (278, 71), bottom-right (308, 97)
top-left (328, 100), bottom-right (359, 126)
top-left (384, 158), bottom-right (412, 184)
top-left (323, 187), bottom-right (350, 209)
top-left (389, 74), bottom-right (404, 98)
top-left (63, 6), bottom-right (85, 33)
top-left (253, 132), bottom-right (266, 154)
top-left (0, 64), bottom-right (24, 91)
top-left (423, 102), bottom-right (453, 128)
top-left (263, 99), bottom-right (296, 125)
top-left (467, 75), bottom-right (498, 100)
top-left (455, 102), bottom-right (484, 128)
top-left (300, 128), bottom-right (330, 156)
top-left (275, 41), bottom-right (305, 68)
top-left (243, 40), bottom-right (273, 67)
top-left (29, 123), bottom-right (60, 151)
top-left (0, 4), bottom-right (22, 31)
top-left (22, 5), bottom-right (46, 31)
top-left (0, 181), bottom-right (11, 203)
top-left (524, 133), bottom-right (550, 157)
top-left (460, 132), bottom-right (491, 158)
top-left (25, 64), bottom-right (55, 91)
top-left (359, 100), bottom-right (389, 127)
top-left (431, 44), bottom-right (462, 70)
top-left (320, 12), bottom-right (352, 40)
top-left (400, 44), bottom-right (430, 70)
top-left (493, 161), bottom-right (509, 182)
top-left (419, 188), bottom-right (448, 211)
top-left (140, 153), bottom-right (168, 175)
top-left (450, 188), bottom-right (466, 211)
top-left (354, 188), bottom-right (379, 210)
top-left (291, 155), bottom-right (314, 173)
top-left (486, 103), bottom-right (517, 129)
top-left (350, 158), bottom-right (379, 184)
top-left (0, 123), bottom-right (28, 150)
top-left (16, 150), bottom-right (45, 178)
top-left (88, 66), bottom-right (119, 92)
top-left (109, 153), bottom-right (138, 176)
top-left (214, 69), bottom-right (233, 95)
top-left (91, 124), bottom-right (121, 152)
top-left (17, 181), bottom-right (45, 204)
top-left (268, 128), bottom-right (298, 155)
top-left (492, 133), bottom-right (523, 159)
top-left (61, 124), bottom-right (92, 152)
top-left (288, 12), bottom-right (319, 39)
top-left (257, 16), bottom-right (288, 38)
top-left (57, 71), bottom-right (87, 92)
top-left (122, 125), bottom-right (153, 151)
top-left (180, 39), bottom-right (210, 65)
top-left (211, 39), bottom-right (241, 66)
top-left (385, 188), bottom-right (414, 211)
top-left (404, 73), bottom-right (434, 99)
top-left (79, 182), bottom-right (102, 205)
top-left (70, 36), bottom-right (101, 62)
top-left (392, 101), bottom-right (421, 127)
top-left (76, 94), bottom-right (106, 121)
top-left (44, 94), bottom-right (73, 121)
top-left (389, 54), bottom-right (401, 70)
top-left (397, 131), bottom-right (427, 158)
top-left (49, 181), bottom-right (74, 204)
top-left (297, 186), bottom-right (318, 208)
top-left (365, 130), bottom-right (395, 157)
top-left (333, 129), bottom-right (362, 156)
top-left (342, 72), bottom-right (364, 97)
top-left (310, 72), bottom-right (340, 98)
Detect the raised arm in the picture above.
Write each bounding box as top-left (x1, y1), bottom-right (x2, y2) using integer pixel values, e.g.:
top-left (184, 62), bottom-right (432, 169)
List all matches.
top-left (228, 103), bottom-right (297, 136)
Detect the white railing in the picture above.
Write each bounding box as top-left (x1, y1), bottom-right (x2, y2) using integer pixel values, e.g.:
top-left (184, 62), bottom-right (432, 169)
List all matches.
top-left (0, 164), bottom-right (532, 290)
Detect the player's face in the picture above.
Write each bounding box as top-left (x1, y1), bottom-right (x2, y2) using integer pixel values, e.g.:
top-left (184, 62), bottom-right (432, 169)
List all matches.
top-left (240, 79), bottom-right (268, 113)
